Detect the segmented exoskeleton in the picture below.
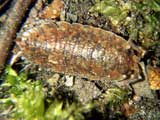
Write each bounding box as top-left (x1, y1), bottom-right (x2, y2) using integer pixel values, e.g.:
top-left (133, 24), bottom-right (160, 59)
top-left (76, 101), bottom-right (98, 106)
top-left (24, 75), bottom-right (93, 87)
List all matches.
top-left (16, 19), bottom-right (141, 81)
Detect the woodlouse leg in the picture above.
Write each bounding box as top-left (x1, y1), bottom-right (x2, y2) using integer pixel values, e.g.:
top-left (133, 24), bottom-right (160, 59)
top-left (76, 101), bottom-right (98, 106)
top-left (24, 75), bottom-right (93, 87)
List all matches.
top-left (9, 51), bottom-right (32, 73)
top-left (8, 51), bottom-right (22, 66)
top-left (131, 62), bottom-right (154, 98)
top-left (129, 62), bottom-right (147, 84)
top-left (19, 64), bottom-right (32, 73)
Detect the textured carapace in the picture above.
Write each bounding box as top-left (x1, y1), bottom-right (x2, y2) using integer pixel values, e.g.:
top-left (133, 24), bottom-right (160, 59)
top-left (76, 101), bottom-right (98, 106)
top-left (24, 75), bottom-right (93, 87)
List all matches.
top-left (17, 20), bottom-right (140, 81)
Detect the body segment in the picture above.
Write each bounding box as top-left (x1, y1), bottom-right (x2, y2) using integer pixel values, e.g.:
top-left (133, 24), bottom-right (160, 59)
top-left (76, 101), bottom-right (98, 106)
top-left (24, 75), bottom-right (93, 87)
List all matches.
top-left (17, 20), bottom-right (140, 81)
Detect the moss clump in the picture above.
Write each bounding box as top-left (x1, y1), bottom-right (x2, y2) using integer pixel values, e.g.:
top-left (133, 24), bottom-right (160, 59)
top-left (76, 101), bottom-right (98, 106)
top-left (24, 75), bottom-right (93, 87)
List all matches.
top-left (104, 88), bottom-right (131, 107)
top-left (90, 0), bottom-right (160, 47)
top-left (0, 66), bottom-right (93, 120)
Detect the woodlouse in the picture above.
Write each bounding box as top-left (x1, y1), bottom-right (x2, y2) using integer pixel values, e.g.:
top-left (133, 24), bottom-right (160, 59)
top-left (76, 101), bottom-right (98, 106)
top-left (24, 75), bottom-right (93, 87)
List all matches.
top-left (16, 19), bottom-right (141, 81)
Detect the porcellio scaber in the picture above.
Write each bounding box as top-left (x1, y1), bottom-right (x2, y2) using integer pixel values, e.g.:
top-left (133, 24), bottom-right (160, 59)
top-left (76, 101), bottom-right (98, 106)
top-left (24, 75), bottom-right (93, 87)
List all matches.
top-left (16, 19), bottom-right (141, 81)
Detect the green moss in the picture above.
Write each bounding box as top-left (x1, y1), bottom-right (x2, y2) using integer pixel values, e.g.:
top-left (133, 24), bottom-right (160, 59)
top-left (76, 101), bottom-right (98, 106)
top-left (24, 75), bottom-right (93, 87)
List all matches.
top-left (0, 66), bottom-right (93, 120)
top-left (90, 0), bottom-right (160, 46)
top-left (90, 0), bottom-right (130, 25)
top-left (0, 66), bottom-right (45, 120)
top-left (104, 88), bottom-right (131, 107)
top-left (45, 100), bottom-right (93, 120)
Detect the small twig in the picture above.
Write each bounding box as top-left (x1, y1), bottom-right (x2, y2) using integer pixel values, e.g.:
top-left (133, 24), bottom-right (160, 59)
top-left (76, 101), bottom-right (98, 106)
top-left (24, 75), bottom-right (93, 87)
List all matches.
top-left (0, 0), bottom-right (10, 12)
top-left (0, 0), bottom-right (35, 73)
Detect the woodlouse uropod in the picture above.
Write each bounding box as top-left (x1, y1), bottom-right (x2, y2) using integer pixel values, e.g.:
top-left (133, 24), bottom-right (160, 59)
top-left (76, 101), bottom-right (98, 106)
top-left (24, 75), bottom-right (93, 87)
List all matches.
top-left (16, 19), bottom-right (142, 81)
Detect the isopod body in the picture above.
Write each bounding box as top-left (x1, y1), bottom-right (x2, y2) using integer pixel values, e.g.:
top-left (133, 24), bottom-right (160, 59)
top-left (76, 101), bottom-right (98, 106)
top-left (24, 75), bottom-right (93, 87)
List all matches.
top-left (17, 20), bottom-right (140, 81)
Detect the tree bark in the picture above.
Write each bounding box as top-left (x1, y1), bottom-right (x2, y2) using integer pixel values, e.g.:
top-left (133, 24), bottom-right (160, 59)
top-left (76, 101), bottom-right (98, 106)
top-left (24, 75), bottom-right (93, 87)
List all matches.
top-left (0, 0), bottom-right (35, 73)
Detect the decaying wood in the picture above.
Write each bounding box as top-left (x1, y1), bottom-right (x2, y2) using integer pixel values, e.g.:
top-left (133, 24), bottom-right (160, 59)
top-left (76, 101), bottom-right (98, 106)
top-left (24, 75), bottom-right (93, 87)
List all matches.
top-left (0, 0), bottom-right (35, 73)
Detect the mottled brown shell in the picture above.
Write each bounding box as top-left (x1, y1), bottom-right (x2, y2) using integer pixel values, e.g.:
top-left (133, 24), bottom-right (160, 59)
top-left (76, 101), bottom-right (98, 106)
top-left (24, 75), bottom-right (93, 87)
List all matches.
top-left (17, 20), bottom-right (140, 81)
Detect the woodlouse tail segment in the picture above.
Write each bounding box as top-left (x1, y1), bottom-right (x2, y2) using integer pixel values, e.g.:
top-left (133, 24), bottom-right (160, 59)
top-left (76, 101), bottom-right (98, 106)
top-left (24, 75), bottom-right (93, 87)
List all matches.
top-left (120, 62), bottom-right (147, 86)
top-left (38, 0), bottom-right (64, 19)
